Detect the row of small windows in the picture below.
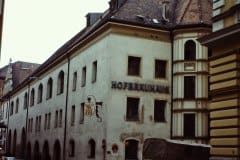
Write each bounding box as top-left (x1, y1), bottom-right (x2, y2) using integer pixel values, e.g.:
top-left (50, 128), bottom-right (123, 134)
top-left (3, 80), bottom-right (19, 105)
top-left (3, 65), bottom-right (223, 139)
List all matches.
top-left (128, 56), bottom-right (167, 78)
top-left (126, 97), bottom-right (166, 122)
top-left (8, 61), bottom-right (97, 116)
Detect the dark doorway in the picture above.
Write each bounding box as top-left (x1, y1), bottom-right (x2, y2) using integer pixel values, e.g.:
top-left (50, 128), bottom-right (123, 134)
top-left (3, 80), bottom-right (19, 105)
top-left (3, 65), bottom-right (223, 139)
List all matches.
top-left (13, 129), bottom-right (17, 156)
top-left (125, 139), bottom-right (138, 160)
top-left (42, 141), bottom-right (51, 160)
top-left (26, 142), bottom-right (32, 160)
top-left (53, 140), bottom-right (61, 160)
top-left (184, 113), bottom-right (196, 138)
top-left (20, 128), bottom-right (26, 158)
top-left (7, 130), bottom-right (12, 154)
top-left (34, 141), bottom-right (41, 160)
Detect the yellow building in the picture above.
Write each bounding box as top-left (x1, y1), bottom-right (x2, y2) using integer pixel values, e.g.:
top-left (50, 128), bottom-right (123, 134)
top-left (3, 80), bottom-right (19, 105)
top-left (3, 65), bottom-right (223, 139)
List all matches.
top-left (199, 0), bottom-right (240, 159)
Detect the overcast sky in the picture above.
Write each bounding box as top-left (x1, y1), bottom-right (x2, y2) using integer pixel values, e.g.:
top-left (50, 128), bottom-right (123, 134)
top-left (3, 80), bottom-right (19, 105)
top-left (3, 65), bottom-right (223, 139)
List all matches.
top-left (0, 0), bottom-right (109, 67)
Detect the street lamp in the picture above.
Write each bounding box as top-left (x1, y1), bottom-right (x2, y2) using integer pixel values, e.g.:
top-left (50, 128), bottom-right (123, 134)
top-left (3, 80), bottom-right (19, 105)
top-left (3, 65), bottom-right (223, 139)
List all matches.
top-left (86, 95), bottom-right (103, 122)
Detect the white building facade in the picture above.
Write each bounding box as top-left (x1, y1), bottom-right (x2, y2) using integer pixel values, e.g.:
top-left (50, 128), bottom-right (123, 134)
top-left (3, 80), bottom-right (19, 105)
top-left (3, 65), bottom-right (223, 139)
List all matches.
top-left (0, 0), bottom-right (212, 159)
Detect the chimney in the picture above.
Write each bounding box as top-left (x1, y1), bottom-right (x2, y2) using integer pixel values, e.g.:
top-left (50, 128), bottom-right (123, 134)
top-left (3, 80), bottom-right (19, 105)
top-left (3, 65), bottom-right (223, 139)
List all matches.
top-left (86, 13), bottom-right (102, 27)
top-left (162, 0), bottom-right (170, 22)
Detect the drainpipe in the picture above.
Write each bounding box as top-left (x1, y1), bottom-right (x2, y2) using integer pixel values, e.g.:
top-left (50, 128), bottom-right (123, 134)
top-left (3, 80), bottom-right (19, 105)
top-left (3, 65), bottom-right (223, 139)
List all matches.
top-left (170, 31), bottom-right (174, 139)
top-left (6, 96), bottom-right (10, 153)
top-left (63, 57), bottom-right (70, 160)
top-left (25, 82), bottom-right (30, 159)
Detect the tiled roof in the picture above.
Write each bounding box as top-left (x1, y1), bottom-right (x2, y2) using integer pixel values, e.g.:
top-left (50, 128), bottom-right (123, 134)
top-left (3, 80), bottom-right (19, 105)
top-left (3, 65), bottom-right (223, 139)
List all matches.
top-left (110, 0), bottom-right (212, 28)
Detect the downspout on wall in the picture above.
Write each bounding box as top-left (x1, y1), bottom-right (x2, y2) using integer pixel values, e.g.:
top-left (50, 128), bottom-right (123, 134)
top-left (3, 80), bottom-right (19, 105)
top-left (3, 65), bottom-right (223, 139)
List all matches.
top-left (63, 57), bottom-right (70, 160)
top-left (170, 31), bottom-right (173, 139)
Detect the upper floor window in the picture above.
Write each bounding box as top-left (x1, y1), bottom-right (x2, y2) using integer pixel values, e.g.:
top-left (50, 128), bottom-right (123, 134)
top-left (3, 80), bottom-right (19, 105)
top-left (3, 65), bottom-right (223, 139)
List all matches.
top-left (82, 66), bottom-right (86, 87)
top-left (92, 61), bottom-right (97, 83)
top-left (184, 40), bottom-right (196, 61)
top-left (125, 139), bottom-right (139, 160)
top-left (38, 115), bottom-right (41, 132)
top-left (23, 92), bottom-right (28, 109)
top-left (55, 110), bottom-right (58, 128)
top-left (154, 100), bottom-right (166, 122)
top-left (30, 88), bottom-right (35, 106)
top-left (10, 101), bottom-right (14, 116)
top-left (72, 72), bottom-right (77, 91)
top-left (59, 109), bottom-right (62, 128)
top-left (126, 97), bottom-right (139, 121)
top-left (15, 98), bottom-right (19, 114)
top-left (46, 78), bottom-right (53, 99)
top-left (38, 84), bottom-right (43, 103)
top-left (128, 56), bottom-right (141, 76)
top-left (80, 103), bottom-right (84, 124)
top-left (57, 71), bottom-right (64, 95)
top-left (44, 114), bottom-right (47, 130)
top-left (88, 139), bottom-right (96, 158)
top-left (71, 105), bottom-right (75, 126)
top-left (184, 76), bottom-right (195, 99)
top-left (47, 113), bottom-right (51, 129)
top-left (155, 60), bottom-right (167, 78)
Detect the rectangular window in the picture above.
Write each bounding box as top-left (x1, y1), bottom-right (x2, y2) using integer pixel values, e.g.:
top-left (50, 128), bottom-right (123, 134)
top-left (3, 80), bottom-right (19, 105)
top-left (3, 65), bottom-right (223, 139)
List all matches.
top-left (55, 110), bottom-right (58, 128)
top-left (31, 118), bottom-right (33, 133)
top-left (184, 76), bottom-right (195, 99)
top-left (155, 60), bottom-right (166, 78)
top-left (28, 119), bottom-right (31, 132)
top-left (184, 113), bottom-right (195, 138)
top-left (126, 97), bottom-right (139, 121)
top-left (81, 66), bottom-right (86, 87)
top-left (71, 105), bottom-right (75, 126)
top-left (47, 113), bottom-right (51, 129)
top-left (39, 116), bottom-right (41, 132)
top-left (80, 103), bottom-right (84, 124)
top-left (154, 100), bottom-right (166, 122)
top-left (92, 61), bottom-right (97, 83)
top-left (59, 110), bottom-right (62, 128)
top-left (72, 72), bottom-right (77, 91)
top-left (44, 114), bottom-right (47, 130)
top-left (128, 56), bottom-right (141, 76)
top-left (35, 117), bottom-right (38, 133)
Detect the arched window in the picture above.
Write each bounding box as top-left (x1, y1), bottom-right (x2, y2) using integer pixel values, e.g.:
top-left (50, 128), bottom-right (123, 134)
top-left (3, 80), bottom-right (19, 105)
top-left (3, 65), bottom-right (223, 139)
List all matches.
top-left (38, 84), bottom-right (43, 103)
top-left (55, 110), bottom-right (58, 128)
top-left (59, 109), bottom-right (62, 128)
top-left (57, 71), bottom-right (64, 94)
top-left (15, 98), bottom-right (19, 113)
top-left (72, 72), bottom-right (77, 91)
top-left (88, 139), bottom-right (96, 158)
top-left (69, 139), bottom-right (75, 157)
top-left (10, 101), bottom-right (14, 115)
top-left (30, 88), bottom-right (35, 106)
top-left (184, 40), bottom-right (196, 60)
top-left (24, 92), bottom-right (28, 109)
top-left (125, 139), bottom-right (139, 160)
top-left (46, 78), bottom-right (53, 99)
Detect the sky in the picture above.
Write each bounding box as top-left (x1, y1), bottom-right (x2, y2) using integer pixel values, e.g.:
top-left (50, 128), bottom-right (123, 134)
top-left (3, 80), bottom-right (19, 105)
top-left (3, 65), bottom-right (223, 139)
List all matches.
top-left (0, 0), bottom-right (109, 67)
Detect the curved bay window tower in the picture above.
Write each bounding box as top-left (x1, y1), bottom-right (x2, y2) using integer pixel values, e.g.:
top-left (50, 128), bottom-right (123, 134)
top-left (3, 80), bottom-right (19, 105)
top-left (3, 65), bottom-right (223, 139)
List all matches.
top-left (172, 30), bottom-right (210, 143)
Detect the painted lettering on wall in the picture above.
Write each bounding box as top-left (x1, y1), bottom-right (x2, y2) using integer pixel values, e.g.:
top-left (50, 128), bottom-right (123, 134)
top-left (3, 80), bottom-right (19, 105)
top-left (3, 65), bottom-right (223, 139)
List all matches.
top-left (111, 81), bottom-right (169, 94)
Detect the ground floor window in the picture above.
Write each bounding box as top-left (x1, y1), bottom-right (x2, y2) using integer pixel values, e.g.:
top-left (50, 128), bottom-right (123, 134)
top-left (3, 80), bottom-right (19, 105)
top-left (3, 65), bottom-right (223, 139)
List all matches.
top-left (125, 139), bottom-right (138, 160)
